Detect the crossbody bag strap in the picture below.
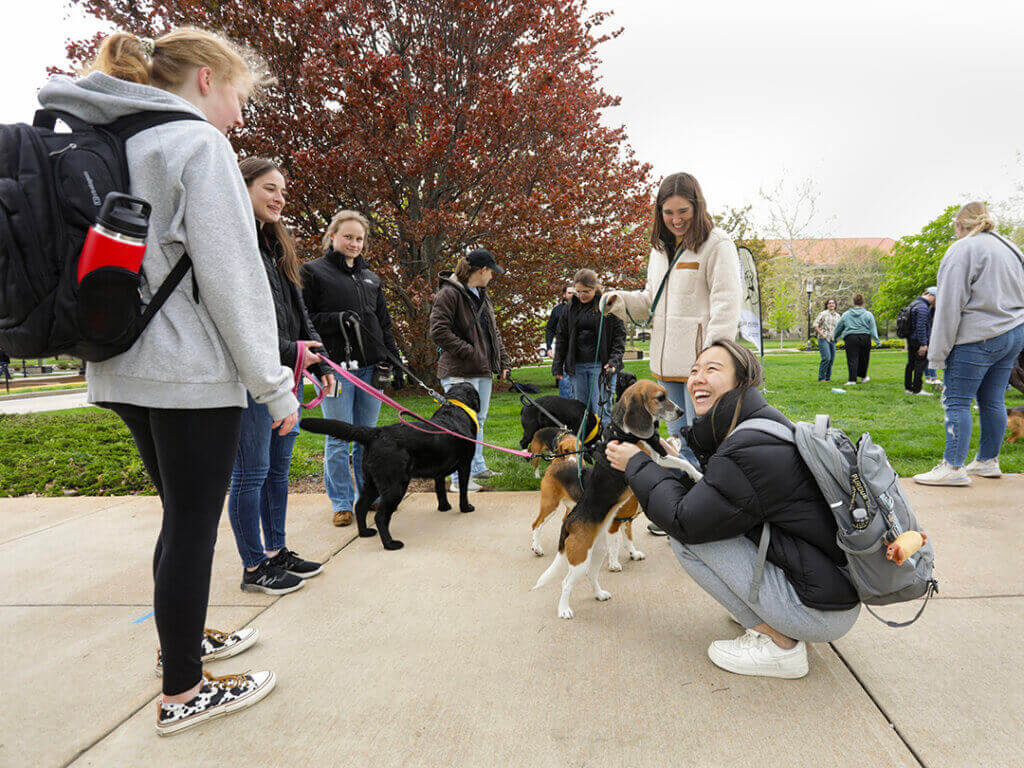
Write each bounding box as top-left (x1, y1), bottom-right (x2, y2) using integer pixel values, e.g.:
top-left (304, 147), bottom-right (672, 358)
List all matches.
top-left (139, 253), bottom-right (193, 328)
top-left (748, 521), bottom-right (772, 603)
top-left (986, 231), bottom-right (1024, 270)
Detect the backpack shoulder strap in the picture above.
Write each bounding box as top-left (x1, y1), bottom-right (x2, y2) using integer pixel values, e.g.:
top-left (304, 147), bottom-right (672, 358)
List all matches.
top-left (106, 111), bottom-right (204, 141)
top-left (139, 253), bottom-right (194, 329)
top-left (731, 417), bottom-right (795, 444)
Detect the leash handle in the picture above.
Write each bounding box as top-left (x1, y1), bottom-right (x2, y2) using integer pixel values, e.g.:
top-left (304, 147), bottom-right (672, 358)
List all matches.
top-left (293, 341), bottom-right (326, 410)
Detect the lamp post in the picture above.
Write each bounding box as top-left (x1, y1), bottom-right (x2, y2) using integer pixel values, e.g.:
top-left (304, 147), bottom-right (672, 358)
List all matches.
top-left (804, 278), bottom-right (815, 351)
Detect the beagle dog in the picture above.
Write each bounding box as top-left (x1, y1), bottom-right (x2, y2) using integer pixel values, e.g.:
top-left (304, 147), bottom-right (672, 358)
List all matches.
top-left (528, 429), bottom-right (645, 572)
top-left (532, 380), bottom-right (685, 619)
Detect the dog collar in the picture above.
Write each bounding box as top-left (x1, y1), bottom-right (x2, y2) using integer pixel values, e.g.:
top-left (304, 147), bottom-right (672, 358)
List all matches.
top-left (446, 398), bottom-right (480, 432)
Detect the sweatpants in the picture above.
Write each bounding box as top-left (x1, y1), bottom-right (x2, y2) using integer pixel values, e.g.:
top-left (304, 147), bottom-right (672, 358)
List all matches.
top-left (843, 333), bottom-right (872, 382)
top-left (669, 536), bottom-right (860, 643)
top-left (106, 403), bottom-right (243, 695)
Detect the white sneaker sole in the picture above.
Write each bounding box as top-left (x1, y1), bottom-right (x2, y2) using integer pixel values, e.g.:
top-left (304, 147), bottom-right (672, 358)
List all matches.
top-left (240, 579), bottom-right (306, 595)
top-left (707, 645), bottom-right (808, 679)
top-left (913, 475), bottom-right (971, 486)
top-left (156, 629), bottom-right (261, 676)
top-left (287, 563), bottom-right (323, 579)
top-left (155, 671), bottom-right (276, 736)
top-left (966, 469), bottom-right (1001, 478)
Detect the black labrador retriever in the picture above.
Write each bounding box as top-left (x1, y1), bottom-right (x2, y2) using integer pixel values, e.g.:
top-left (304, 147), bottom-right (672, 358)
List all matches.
top-left (301, 382), bottom-right (481, 551)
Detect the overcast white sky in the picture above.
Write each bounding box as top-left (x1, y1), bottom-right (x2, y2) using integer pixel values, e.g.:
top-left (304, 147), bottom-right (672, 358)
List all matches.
top-left (3, 0), bottom-right (1022, 239)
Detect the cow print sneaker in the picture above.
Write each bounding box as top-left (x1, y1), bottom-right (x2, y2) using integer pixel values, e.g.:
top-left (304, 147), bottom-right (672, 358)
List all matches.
top-left (155, 670), bottom-right (275, 736)
top-left (155, 626), bottom-right (260, 676)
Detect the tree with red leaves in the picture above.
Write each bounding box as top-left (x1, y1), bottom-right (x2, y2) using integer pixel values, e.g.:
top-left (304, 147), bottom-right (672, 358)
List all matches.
top-left (60, 0), bottom-right (651, 380)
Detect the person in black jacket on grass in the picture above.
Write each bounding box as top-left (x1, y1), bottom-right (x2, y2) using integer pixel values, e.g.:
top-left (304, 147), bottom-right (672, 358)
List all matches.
top-left (545, 284), bottom-right (575, 398)
top-left (606, 338), bottom-right (860, 679)
top-left (228, 158), bottom-right (334, 595)
top-left (301, 210), bottom-right (402, 528)
top-left (904, 287), bottom-right (936, 395)
top-left (552, 269), bottom-right (626, 420)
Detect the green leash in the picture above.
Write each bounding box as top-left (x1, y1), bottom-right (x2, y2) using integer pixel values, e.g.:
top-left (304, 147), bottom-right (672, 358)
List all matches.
top-left (616, 247), bottom-right (683, 328)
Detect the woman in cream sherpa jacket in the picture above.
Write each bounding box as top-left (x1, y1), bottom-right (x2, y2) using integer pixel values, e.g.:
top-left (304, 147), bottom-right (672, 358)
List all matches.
top-left (604, 173), bottom-right (741, 466)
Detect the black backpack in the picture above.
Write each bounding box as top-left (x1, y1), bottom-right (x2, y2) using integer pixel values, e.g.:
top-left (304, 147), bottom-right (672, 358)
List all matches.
top-left (0, 108), bottom-right (201, 361)
top-left (894, 301), bottom-right (915, 339)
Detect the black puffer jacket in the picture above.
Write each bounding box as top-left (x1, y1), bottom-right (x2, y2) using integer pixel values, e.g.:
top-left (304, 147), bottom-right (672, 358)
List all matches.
top-left (552, 293), bottom-right (626, 377)
top-left (256, 225), bottom-right (328, 379)
top-left (625, 387), bottom-right (858, 611)
top-left (300, 250), bottom-right (401, 368)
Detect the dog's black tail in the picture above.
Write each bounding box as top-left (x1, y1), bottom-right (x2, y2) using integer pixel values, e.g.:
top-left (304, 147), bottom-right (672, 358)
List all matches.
top-left (300, 417), bottom-right (381, 445)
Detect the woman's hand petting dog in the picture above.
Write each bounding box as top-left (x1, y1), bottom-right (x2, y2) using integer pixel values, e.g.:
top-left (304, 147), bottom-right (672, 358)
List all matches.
top-left (605, 440), bottom-right (642, 471)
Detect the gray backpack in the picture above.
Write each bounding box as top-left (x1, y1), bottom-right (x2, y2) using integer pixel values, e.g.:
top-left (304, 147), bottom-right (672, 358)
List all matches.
top-left (734, 415), bottom-right (938, 627)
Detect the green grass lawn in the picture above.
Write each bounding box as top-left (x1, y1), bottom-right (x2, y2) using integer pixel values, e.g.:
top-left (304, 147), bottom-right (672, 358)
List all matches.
top-left (1, 350), bottom-right (1022, 496)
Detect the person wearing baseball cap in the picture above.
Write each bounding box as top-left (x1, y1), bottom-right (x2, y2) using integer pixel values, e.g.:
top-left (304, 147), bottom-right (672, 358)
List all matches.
top-left (429, 248), bottom-right (512, 491)
top-left (905, 287), bottom-right (936, 395)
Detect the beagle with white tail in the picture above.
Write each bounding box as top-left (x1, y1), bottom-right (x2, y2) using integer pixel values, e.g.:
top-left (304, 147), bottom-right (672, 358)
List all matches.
top-left (532, 380), bottom-right (685, 618)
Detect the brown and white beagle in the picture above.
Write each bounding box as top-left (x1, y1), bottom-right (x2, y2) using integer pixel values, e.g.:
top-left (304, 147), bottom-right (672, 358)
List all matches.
top-left (532, 380), bottom-right (686, 619)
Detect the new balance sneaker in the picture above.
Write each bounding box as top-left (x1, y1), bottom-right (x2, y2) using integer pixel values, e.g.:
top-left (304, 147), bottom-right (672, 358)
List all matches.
top-left (267, 548), bottom-right (322, 579)
top-left (913, 461), bottom-right (971, 486)
top-left (965, 458), bottom-right (1002, 478)
top-left (156, 627), bottom-right (259, 676)
top-left (449, 477), bottom-right (482, 493)
top-left (155, 670), bottom-right (275, 736)
top-left (240, 559), bottom-right (305, 595)
top-left (707, 630), bottom-right (808, 679)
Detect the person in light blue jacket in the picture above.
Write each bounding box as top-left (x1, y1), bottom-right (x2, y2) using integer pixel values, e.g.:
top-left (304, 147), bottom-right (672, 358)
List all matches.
top-left (833, 294), bottom-right (880, 385)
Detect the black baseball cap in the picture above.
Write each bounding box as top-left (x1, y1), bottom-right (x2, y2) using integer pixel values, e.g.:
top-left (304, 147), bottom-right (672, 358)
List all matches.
top-left (466, 248), bottom-right (505, 274)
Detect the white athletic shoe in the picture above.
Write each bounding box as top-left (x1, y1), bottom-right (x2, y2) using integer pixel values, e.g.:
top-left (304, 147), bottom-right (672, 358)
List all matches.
top-left (450, 478), bottom-right (482, 493)
top-left (904, 389), bottom-right (914, 395)
top-left (845, 381), bottom-right (857, 386)
top-left (707, 630), bottom-right (808, 679)
top-left (913, 461), bottom-right (970, 486)
top-left (965, 458), bottom-right (1001, 478)
top-left (916, 390), bottom-right (933, 396)
top-left (860, 376), bottom-right (871, 383)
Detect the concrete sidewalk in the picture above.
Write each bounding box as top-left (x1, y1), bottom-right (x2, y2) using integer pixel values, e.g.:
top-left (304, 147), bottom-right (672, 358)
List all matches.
top-left (0, 390), bottom-right (89, 414)
top-left (1, 480), bottom-right (1021, 768)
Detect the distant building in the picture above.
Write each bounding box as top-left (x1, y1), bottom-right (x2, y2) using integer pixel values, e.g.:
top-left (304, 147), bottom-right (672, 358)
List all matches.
top-left (764, 237), bottom-right (895, 266)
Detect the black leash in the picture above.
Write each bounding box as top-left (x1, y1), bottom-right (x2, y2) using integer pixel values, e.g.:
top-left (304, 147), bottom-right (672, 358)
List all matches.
top-left (508, 373), bottom-right (570, 432)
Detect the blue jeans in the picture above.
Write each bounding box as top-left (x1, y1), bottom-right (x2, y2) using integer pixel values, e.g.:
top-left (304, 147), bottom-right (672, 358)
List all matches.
top-left (228, 394), bottom-right (298, 569)
top-left (573, 362), bottom-right (616, 420)
top-left (941, 323), bottom-right (1024, 466)
top-left (818, 339), bottom-right (836, 381)
top-left (441, 375), bottom-right (493, 476)
top-left (659, 380), bottom-right (699, 465)
top-left (321, 366), bottom-right (383, 511)
top-left (557, 374), bottom-right (574, 399)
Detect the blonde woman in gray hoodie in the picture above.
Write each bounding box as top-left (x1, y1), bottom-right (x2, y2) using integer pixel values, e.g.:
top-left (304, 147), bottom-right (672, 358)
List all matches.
top-left (38, 29), bottom-right (297, 734)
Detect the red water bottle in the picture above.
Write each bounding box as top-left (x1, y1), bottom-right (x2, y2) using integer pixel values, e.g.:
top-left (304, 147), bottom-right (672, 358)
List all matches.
top-left (77, 193), bottom-right (151, 284)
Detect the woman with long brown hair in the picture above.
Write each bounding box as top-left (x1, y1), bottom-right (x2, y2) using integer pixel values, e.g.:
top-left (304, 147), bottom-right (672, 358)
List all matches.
top-left (604, 172), bottom-right (742, 532)
top-left (227, 157), bottom-right (334, 595)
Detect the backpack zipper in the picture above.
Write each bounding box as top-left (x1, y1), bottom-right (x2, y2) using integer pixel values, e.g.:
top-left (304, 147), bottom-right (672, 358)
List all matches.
top-left (48, 142), bottom-right (78, 157)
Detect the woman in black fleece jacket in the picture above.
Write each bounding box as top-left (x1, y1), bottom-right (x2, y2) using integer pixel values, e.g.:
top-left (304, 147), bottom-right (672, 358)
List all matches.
top-left (606, 339), bottom-right (859, 679)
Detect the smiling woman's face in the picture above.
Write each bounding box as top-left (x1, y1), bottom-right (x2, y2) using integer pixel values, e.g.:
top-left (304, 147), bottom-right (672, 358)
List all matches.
top-left (686, 346), bottom-right (740, 416)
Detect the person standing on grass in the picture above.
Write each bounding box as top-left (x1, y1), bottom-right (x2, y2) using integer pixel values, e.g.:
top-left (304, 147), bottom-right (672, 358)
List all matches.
top-left (546, 283), bottom-right (575, 399)
top-left (833, 294), bottom-right (880, 386)
top-left (552, 269), bottom-right (626, 420)
top-left (914, 202), bottom-right (1024, 487)
top-left (39, 28), bottom-right (298, 734)
top-left (429, 249), bottom-right (512, 492)
top-left (0, 346), bottom-right (10, 391)
top-left (813, 298), bottom-right (840, 382)
top-left (302, 211), bottom-right (401, 528)
top-left (904, 287), bottom-right (936, 396)
top-left (601, 172), bottom-right (742, 536)
top-left (227, 157), bottom-right (333, 596)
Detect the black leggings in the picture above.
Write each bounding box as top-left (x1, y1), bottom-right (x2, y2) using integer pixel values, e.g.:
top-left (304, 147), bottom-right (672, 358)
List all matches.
top-left (843, 333), bottom-right (872, 382)
top-left (106, 403), bottom-right (242, 695)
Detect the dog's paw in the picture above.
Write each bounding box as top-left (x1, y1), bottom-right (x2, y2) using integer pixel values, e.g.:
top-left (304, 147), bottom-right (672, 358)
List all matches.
top-left (607, 560), bottom-right (623, 572)
top-left (594, 589), bottom-right (612, 602)
top-left (382, 539), bottom-right (404, 551)
top-left (534, 469), bottom-right (541, 479)
top-left (437, 502), bottom-right (452, 512)
top-left (558, 605), bottom-right (574, 619)
top-left (629, 549), bottom-right (646, 561)
top-left (460, 504), bottom-right (475, 514)
top-left (531, 543), bottom-right (544, 557)
top-left (358, 527), bottom-right (377, 538)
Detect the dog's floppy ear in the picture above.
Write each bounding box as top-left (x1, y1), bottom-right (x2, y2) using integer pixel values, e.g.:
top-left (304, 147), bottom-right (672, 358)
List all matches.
top-left (612, 391), bottom-right (654, 438)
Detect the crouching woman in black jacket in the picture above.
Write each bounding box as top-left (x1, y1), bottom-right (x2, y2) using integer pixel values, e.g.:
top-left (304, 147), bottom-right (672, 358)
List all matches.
top-left (606, 339), bottom-right (860, 679)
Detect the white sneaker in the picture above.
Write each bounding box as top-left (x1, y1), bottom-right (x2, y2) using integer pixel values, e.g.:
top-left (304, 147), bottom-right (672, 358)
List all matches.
top-left (450, 478), bottom-right (482, 493)
top-left (904, 389), bottom-right (914, 395)
top-left (860, 376), bottom-right (871, 383)
top-left (965, 458), bottom-right (1001, 478)
top-left (845, 381), bottom-right (857, 386)
top-left (913, 461), bottom-right (970, 486)
top-left (707, 630), bottom-right (808, 679)
top-left (916, 390), bottom-right (933, 396)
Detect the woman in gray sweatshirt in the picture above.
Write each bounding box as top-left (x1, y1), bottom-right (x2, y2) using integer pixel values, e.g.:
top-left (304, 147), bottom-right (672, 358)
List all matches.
top-left (38, 29), bottom-right (296, 734)
top-left (914, 202), bottom-right (1024, 487)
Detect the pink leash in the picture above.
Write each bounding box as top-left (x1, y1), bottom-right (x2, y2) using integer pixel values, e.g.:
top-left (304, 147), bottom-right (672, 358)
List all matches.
top-left (295, 344), bottom-right (531, 458)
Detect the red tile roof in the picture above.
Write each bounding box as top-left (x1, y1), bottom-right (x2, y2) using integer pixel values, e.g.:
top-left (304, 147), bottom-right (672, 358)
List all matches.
top-left (764, 238), bottom-right (896, 266)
